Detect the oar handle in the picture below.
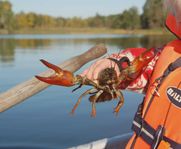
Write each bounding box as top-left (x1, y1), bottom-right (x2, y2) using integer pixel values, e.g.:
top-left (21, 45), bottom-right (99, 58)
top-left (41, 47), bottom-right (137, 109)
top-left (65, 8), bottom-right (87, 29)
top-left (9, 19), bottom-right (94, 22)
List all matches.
top-left (58, 43), bottom-right (107, 72)
top-left (0, 44), bottom-right (107, 112)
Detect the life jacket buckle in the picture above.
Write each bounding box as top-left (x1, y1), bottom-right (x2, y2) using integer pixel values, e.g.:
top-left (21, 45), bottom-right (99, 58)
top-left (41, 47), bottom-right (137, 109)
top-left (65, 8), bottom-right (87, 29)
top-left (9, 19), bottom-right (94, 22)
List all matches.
top-left (138, 118), bottom-right (145, 136)
top-left (151, 125), bottom-right (165, 149)
top-left (150, 79), bottom-right (161, 97)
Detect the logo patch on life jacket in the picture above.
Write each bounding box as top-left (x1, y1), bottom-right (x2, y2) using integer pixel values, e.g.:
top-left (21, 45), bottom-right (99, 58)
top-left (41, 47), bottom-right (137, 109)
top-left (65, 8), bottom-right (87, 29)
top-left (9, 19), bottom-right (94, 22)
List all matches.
top-left (167, 87), bottom-right (181, 108)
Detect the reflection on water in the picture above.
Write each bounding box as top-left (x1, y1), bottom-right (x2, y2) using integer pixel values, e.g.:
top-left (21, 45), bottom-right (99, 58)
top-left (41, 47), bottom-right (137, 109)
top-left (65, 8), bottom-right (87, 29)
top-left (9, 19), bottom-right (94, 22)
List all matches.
top-left (16, 39), bottom-right (52, 49)
top-left (140, 35), bottom-right (174, 48)
top-left (0, 39), bottom-right (52, 63)
top-left (0, 39), bottom-right (15, 62)
top-left (0, 34), bottom-right (175, 149)
top-left (0, 34), bottom-right (174, 64)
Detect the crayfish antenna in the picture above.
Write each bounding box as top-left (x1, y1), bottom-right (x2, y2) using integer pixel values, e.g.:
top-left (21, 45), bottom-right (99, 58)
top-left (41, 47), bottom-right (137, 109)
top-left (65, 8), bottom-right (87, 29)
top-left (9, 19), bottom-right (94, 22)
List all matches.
top-left (72, 84), bottom-right (83, 92)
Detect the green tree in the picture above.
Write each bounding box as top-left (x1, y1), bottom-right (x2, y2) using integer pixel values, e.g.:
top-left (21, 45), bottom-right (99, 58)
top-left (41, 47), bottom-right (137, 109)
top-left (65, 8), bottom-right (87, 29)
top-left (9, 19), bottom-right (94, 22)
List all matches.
top-left (0, 0), bottom-right (14, 31)
top-left (15, 12), bottom-right (29, 28)
top-left (55, 17), bottom-right (66, 27)
top-left (110, 7), bottom-right (140, 29)
top-left (87, 13), bottom-right (105, 27)
top-left (104, 15), bottom-right (117, 28)
top-left (142, 0), bottom-right (164, 28)
top-left (26, 12), bottom-right (37, 28)
top-left (65, 17), bottom-right (87, 28)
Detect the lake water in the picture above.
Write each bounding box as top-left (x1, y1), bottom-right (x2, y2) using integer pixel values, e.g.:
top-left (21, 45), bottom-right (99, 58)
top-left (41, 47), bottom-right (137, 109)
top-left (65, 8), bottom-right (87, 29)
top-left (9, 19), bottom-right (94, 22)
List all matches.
top-left (0, 34), bottom-right (174, 149)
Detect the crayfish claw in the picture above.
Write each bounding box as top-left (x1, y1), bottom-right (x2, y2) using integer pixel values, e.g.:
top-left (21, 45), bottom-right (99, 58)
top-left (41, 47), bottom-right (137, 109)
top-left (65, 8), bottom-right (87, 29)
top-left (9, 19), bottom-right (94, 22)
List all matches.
top-left (35, 75), bottom-right (60, 85)
top-left (40, 59), bottom-right (63, 74)
top-left (36, 59), bottom-right (75, 86)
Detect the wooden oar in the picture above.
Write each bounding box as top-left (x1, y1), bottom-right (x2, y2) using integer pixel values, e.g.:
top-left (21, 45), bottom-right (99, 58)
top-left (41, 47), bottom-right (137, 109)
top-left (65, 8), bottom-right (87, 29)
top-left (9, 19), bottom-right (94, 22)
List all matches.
top-left (0, 44), bottom-right (107, 112)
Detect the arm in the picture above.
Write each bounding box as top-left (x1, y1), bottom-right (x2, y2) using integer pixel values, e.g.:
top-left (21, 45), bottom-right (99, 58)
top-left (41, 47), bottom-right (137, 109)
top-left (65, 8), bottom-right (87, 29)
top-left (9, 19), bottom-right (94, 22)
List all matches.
top-left (81, 47), bottom-right (161, 94)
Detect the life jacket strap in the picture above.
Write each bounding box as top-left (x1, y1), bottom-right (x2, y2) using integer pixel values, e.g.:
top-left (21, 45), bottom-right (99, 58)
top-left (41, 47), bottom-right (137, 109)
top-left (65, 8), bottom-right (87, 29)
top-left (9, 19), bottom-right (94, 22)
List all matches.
top-left (132, 110), bottom-right (181, 149)
top-left (154, 57), bottom-right (181, 85)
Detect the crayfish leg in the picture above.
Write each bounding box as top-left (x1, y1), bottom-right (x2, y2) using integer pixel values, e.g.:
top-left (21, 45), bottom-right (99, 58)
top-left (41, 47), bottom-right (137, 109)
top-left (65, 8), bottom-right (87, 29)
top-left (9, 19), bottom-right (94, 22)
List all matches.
top-left (91, 102), bottom-right (96, 117)
top-left (114, 91), bottom-right (124, 116)
top-left (70, 88), bottom-right (96, 115)
top-left (90, 90), bottom-right (103, 117)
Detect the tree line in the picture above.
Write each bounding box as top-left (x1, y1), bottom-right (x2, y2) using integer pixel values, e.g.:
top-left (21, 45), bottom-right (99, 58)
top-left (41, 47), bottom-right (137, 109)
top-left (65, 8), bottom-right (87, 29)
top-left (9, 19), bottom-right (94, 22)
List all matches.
top-left (0, 0), bottom-right (164, 33)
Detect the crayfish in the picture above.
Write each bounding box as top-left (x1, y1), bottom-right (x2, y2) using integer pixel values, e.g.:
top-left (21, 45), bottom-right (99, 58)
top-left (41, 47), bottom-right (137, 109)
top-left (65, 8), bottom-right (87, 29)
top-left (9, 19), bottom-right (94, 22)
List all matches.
top-left (35, 48), bottom-right (155, 117)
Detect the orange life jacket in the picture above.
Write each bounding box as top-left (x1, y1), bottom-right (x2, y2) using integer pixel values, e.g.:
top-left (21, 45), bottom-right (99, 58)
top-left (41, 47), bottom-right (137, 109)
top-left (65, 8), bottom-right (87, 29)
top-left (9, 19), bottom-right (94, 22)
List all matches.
top-left (126, 39), bottom-right (181, 149)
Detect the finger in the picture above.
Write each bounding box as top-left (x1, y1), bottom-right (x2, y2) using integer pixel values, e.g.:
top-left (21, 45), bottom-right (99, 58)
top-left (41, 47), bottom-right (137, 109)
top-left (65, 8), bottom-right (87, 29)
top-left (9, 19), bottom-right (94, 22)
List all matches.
top-left (80, 61), bottom-right (98, 79)
top-left (92, 59), bottom-right (111, 80)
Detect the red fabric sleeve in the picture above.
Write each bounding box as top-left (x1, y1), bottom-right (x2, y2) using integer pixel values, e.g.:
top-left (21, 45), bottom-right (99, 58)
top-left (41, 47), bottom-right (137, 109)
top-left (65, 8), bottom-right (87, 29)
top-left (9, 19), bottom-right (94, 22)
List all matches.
top-left (110, 47), bottom-right (161, 94)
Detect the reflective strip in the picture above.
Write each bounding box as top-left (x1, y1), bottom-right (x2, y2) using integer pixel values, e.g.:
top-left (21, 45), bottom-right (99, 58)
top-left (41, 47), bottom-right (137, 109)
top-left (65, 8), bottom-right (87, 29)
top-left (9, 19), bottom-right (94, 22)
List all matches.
top-left (132, 114), bottom-right (181, 149)
top-left (132, 120), bottom-right (141, 128)
top-left (141, 127), bottom-right (154, 140)
top-left (133, 120), bottom-right (154, 140)
top-left (153, 127), bottom-right (163, 149)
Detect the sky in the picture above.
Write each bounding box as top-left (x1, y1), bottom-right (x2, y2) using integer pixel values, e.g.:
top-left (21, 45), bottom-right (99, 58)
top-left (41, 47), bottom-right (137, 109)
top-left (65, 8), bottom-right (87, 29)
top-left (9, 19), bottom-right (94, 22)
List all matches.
top-left (9, 0), bottom-right (146, 18)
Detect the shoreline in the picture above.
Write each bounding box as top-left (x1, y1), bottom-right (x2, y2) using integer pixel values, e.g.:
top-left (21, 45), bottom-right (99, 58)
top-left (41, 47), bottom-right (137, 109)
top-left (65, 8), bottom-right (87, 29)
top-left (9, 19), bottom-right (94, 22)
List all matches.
top-left (0, 28), bottom-right (172, 36)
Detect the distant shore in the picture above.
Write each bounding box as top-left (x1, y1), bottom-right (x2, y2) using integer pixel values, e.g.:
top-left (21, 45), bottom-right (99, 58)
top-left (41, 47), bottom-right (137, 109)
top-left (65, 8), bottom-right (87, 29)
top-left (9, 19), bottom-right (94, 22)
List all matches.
top-left (0, 27), bottom-right (172, 35)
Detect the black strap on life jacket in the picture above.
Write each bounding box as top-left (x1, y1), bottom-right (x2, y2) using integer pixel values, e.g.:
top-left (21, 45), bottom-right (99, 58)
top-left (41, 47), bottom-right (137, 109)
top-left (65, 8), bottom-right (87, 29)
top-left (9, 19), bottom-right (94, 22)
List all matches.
top-left (142, 57), bottom-right (181, 121)
top-left (132, 111), bottom-right (181, 149)
top-left (131, 57), bottom-right (181, 149)
top-left (154, 57), bottom-right (181, 85)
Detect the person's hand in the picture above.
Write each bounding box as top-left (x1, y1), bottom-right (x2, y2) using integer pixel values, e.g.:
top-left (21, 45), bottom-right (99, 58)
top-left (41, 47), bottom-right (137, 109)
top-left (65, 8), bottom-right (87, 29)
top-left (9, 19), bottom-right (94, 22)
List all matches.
top-left (80, 58), bottom-right (120, 84)
top-left (80, 47), bottom-right (160, 94)
top-left (80, 48), bottom-right (147, 84)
